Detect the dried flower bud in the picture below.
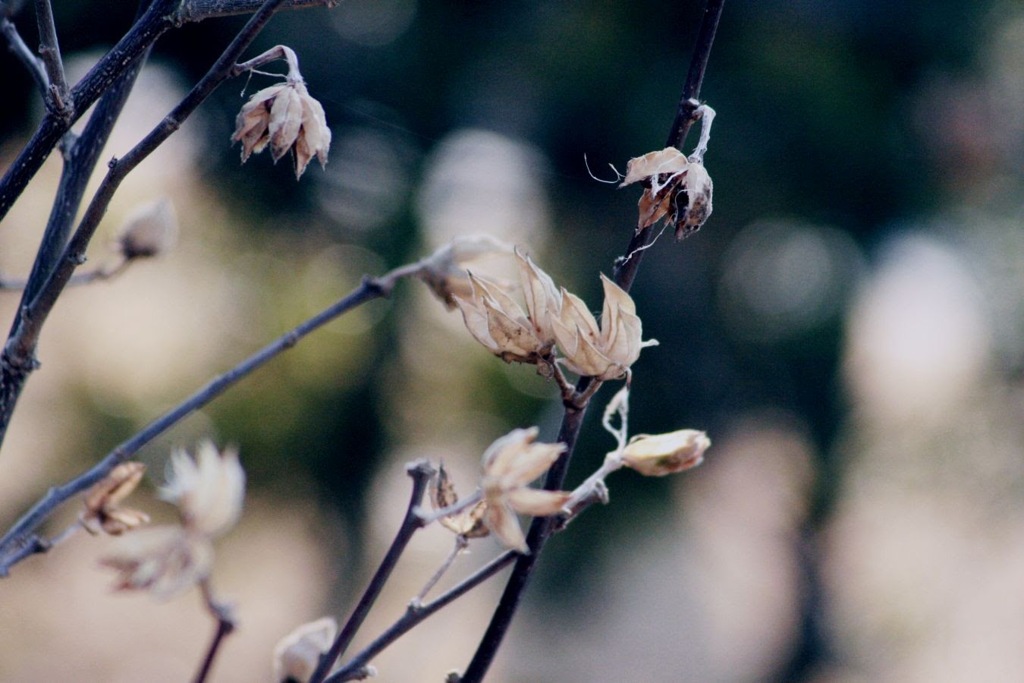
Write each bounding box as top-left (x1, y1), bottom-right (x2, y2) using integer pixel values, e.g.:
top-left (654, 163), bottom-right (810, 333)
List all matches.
top-left (100, 525), bottom-right (214, 599)
top-left (431, 463), bottom-right (489, 539)
top-left (81, 462), bottom-right (151, 536)
top-left (417, 235), bottom-right (513, 309)
top-left (273, 617), bottom-right (338, 683)
top-left (160, 441), bottom-right (245, 537)
top-left (232, 79), bottom-right (331, 179)
top-left (480, 428), bottom-right (570, 552)
top-left (116, 198), bottom-right (178, 259)
top-left (454, 273), bottom-right (552, 364)
top-left (619, 147), bottom-right (713, 238)
top-left (552, 274), bottom-right (657, 380)
top-left (621, 429), bottom-right (711, 476)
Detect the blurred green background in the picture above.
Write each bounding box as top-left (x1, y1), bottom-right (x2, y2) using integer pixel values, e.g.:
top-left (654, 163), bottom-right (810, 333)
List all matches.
top-left (2, 0), bottom-right (1024, 681)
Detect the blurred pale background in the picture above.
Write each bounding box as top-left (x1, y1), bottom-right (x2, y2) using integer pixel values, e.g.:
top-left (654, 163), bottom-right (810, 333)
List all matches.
top-left (2, 1), bottom-right (1024, 681)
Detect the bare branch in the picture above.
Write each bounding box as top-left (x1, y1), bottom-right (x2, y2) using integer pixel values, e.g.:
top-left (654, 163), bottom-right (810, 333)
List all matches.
top-left (324, 551), bottom-right (519, 683)
top-left (0, 272), bottom-right (400, 575)
top-left (613, 0), bottom-right (725, 292)
top-left (172, 0), bottom-right (336, 24)
top-left (33, 0), bottom-right (71, 120)
top-left (309, 460), bottom-right (437, 683)
top-left (460, 2), bottom-right (727, 679)
top-left (193, 579), bottom-right (237, 683)
top-left (0, 0), bottom-right (291, 451)
top-left (0, 0), bottom-right (180, 222)
top-left (1, 16), bottom-right (48, 96)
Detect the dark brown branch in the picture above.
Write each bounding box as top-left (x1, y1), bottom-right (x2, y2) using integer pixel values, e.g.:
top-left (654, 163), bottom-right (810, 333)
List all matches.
top-left (0, 274), bottom-right (396, 575)
top-left (0, 0), bottom-right (180, 222)
top-left (33, 0), bottom-right (71, 120)
top-left (324, 551), bottom-right (519, 683)
top-left (309, 461), bottom-right (436, 683)
top-left (1, 16), bottom-right (48, 96)
top-left (613, 0), bottom-right (724, 293)
top-left (0, 0), bottom-right (290, 451)
top-left (460, 2), bottom-right (726, 680)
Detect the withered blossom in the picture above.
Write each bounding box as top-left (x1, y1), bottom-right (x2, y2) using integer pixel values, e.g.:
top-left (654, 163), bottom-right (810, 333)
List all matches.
top-left (232, 47), bottom-right (330, 179)
top-left (621, 429), bottom-right (711, 477)
top-left (552, 274), bottom-right (657, 380)
top-left (273, 617), bottom-right (338, 683)
top-left (160, 441), bottom-right (245, 538)
top-left (480, 428), bottom-right (570, 553)
top-left (431, 463), bottom-right (489, 539)
top-left (619, 146), bottom-right (713, 238)
top-left (100, 525), bottom-right (214, 599)
top-left (80, 461), bottom-right (150, 536)
top-left (99, 443), bottom-right (246, 599)
top-left (417, 234), bottom-right (513, 309)
top-left (454, 273), bottom-right (550, 364)
top-left (116, 198), bottom-right (178, 259)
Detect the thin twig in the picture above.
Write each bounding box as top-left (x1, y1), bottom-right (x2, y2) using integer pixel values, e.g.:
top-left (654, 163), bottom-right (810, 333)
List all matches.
top-left (0, 0), bottom-right (181, 221)
top-left (0, 17), bottom-right (48, 96)
top-left (309, 460), bottom-right (437, 683)
top-left (14, 47), bottom-right (147, 326)
top-left (172, 0), bottom-right (335, 24)
top-left (414, 536), bottom-right (469, 605)
top-left (325, 551), bottom-right (519, 683)
top-left (33, 0), bottom-right (71, 119)
top-left (459, 2), bottom-right (726, 680)
top-left (0, 0), bottom-right (291, 450)
top-left (612, 0), bottom-right (724, 292)
top-left (193, 579), bottom-right (237, 683)
top-left (0, 261), bottom-right (128, 290)
top-left (0, 272), bottom-right (402, 575)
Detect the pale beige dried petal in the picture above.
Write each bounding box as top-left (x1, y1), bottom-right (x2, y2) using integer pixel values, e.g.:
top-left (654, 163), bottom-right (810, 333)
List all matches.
top-left (482, 297), bottom-right (540, 359)
top-left (479, 428), bottom-right (568, 551)
top-left (292, 88), bottom-right (332, 178)
top-left (232, 83), bottom-right (288, 161)
top-left (505, 488), bottom-right (571, 516)
top-left (552, 277), bottom-right (654, 380)
top-left (618, 148), bottom-right (689, 187)
top-left (273, 617), bottom-right (338, 683)
top-left (98, 508), bottom-right (152, 536)
top-left (268, 85), bottom-right (304, 162)
top-left (117, 198), bottom-right (178, 259)
top-left (417, 235), bottom-right (514, 309)
top-left (481, 427), bottom-right (565, 485)
top-left (81, 462), bottom-right (150, 536)
top-left (453, 273), bottom-right (546, 363)
top-left (232, 80), bottom-right (332, 179)
top-left (484, 502), bottom-right (528, 553)
top-left (160, 442), bottom-right (245, 537)
top-left (100, 525), bottom-right (214, 599)
top-left (515, 250), bottom-right (561, 344)
top-left (621, 429), bottom-right (711, 476)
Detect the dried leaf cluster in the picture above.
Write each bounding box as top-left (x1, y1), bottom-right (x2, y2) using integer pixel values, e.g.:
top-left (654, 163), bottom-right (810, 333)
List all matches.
top-left (619, 146), bottom-right (713, 239)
